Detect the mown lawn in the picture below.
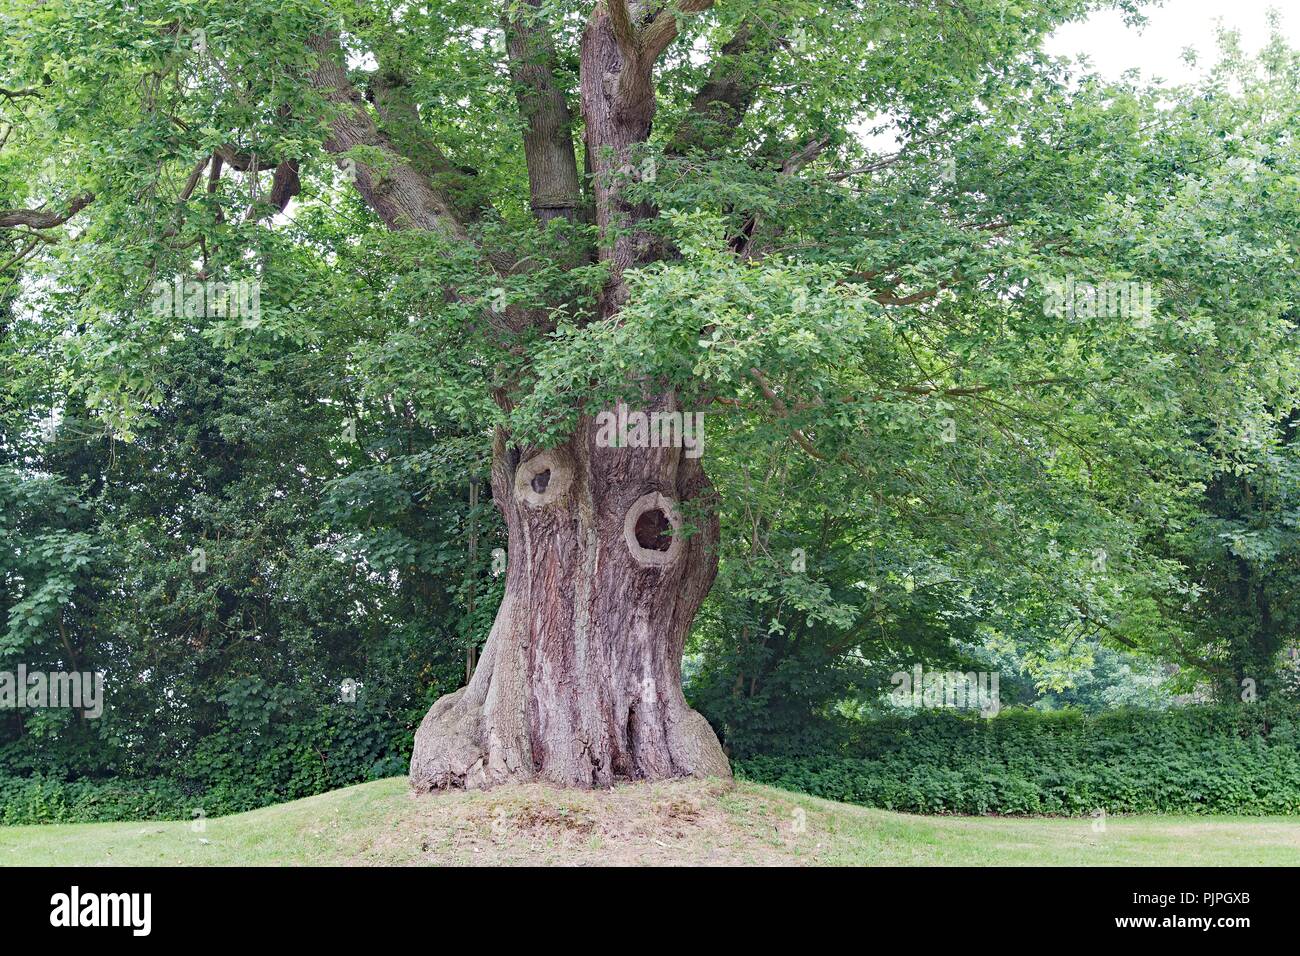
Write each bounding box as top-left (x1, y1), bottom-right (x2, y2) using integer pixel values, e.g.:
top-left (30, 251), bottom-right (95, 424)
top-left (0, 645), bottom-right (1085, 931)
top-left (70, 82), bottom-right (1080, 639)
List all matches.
top-left (2, 777), bottom-right (1296, 866)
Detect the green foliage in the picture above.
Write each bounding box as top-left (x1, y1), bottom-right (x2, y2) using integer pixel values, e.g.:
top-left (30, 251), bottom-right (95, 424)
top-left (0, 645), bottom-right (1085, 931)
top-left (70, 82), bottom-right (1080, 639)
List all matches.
top-left (0, 774), bottom-right (194, 826)
top-left (735, 702), bottom-right (1300, 815)
top-left (1149, 421), bottom-right (1300, 699)
top-left (0, 255), bottom-right (498, 801)
top-left (0, 688), bottom-right (415, 823)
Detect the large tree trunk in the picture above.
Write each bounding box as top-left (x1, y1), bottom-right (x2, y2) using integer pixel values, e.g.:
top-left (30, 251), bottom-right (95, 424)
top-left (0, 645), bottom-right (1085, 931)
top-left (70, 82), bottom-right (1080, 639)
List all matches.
top-left (409, 401), bottom-right (730, 790)
top-left (409, 3), bottom-right (730, 790)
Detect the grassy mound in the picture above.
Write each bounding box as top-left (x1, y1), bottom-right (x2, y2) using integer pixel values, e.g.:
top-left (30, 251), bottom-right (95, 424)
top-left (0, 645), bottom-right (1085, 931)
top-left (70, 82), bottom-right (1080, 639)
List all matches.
top-left (3, 777), bottom-right (1298, 866)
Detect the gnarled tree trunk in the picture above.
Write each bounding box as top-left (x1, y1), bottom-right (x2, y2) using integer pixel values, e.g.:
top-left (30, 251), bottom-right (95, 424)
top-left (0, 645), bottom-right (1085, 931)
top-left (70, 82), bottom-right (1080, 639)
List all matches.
top-left (409, 402), bottom-right (729, 789)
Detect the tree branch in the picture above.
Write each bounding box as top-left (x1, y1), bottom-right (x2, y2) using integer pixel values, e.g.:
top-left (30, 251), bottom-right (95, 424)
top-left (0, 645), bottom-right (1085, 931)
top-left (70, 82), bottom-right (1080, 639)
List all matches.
top-left (0, 237), bottom-right (42, 274)
top-left (367, 66), bottom-right (487, 224)
top-left (666, 17), bottom-right (777, 156)
top-left (894, 377), bottom-right (1076, 397)
top-left (749, 367), bottom-right (825, 460)
top-left (248, 158), bottom-right (300, 221)
top-left (0, 192), bottom-right (94, 230)
top-left (729, 137), bottom-right (829, 258)
top-left (211, 144), bottom-right (294, 172)
top-left (606, 0), bottom-right (639, 58)
top-left (641, 0), bottom-right (716, 62)
top-left (502, 1), bottom-right (583, 223)
top-left (307, 32), bottom-right (469, 240)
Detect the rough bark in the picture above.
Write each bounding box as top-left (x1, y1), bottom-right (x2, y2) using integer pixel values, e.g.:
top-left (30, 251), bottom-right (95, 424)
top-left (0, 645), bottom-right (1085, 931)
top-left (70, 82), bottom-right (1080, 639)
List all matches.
top-left (579, 1), bottom-right (660, 315)
top-left (410, 410), bottom-right (730, 789)
top-left (503, 0), bottom-right (583, 224)
top-left (368, 67), bottom-right (486, 225)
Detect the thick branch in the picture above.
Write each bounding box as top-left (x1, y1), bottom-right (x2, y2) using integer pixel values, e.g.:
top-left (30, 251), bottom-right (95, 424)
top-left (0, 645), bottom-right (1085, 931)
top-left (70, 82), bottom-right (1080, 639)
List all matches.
top-left (581, 1), bottom-right (715, 313)
top-left (368, 67), bottom-right (486, 224)
top-left (502, 1), bottom-right (583, 223)
top-left (0, 192), bottom-right (94, 230)
top-left (873, 287), bottom-right (939, 306)
top-left (248, 158), bottom-right (300, 220)
top-left (307, 33), bottom-right (468, 240)
top-left (641, 1), bottom-right (716, 62)
top-left (212, 144), bottom-right (293, 172)
top-left (607, 0), bottom-right (639, 57)
top-left (666, 17), bottom-right (777, 156)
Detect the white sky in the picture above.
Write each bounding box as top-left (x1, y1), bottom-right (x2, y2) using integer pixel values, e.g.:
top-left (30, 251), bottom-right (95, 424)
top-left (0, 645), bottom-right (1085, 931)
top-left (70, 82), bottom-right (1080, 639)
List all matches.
top-left (1044, 0), bottom-right (1299, 83)
top-left (860, 1), bottom-right (1295, 153)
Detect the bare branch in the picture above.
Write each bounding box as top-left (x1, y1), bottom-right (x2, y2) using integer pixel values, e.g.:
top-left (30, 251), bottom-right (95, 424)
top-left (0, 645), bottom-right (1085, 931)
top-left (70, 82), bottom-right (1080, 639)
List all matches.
top-left (894, 377), bottom-right (1076, 397)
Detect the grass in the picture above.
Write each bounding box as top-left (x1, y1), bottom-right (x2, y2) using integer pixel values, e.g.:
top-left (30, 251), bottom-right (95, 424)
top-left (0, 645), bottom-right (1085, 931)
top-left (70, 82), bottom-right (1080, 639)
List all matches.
top-left (2, 777), bottom-right (1297, 866)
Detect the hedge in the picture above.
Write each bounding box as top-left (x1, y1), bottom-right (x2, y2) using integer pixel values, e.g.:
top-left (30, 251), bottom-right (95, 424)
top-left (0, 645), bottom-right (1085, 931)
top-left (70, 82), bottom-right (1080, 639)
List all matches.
top-left (732, 703), bottom-right (1300, 815)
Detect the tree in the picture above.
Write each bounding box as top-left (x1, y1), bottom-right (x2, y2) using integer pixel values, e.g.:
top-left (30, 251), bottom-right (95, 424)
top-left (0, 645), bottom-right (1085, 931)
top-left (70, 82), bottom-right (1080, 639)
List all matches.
top-left (4, 0), bottom-right (1300, 792)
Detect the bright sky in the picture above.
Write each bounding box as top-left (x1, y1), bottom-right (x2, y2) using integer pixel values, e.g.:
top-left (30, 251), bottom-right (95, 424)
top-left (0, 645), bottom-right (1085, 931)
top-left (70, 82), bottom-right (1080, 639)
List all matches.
top-left (859, 1), bottom-right (1295, 153)
top-left (1045, 0), bottom-right (1299, 83)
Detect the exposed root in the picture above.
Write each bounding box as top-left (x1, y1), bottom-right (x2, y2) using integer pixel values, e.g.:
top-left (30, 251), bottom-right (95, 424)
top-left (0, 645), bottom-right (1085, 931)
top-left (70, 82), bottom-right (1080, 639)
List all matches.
top-left (409, 687), bottom-right (493, 792)
top-left (668, 706), bottom-right (732, 781)
top-left (410, 587), bottom-right (535, 793)
top-left (411, 686), bottom-right (730, 792)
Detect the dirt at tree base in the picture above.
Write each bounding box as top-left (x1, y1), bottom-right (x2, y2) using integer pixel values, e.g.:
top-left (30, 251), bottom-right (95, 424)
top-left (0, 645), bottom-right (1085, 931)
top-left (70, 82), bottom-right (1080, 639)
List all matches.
top-left (368, 777), bottom-right (814, 866)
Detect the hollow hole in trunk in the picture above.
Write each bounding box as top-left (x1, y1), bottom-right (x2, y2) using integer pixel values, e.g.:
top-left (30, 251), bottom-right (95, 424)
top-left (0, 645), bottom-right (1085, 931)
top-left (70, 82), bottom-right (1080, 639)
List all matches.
top-left (530, 469), bottom-right (551, 494)
top-left (634, 508), bottom-right (673, 552)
